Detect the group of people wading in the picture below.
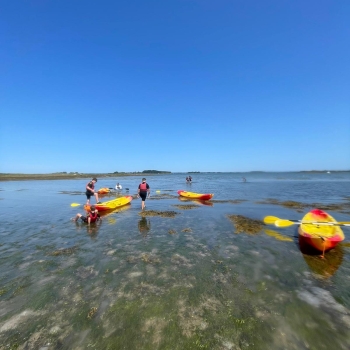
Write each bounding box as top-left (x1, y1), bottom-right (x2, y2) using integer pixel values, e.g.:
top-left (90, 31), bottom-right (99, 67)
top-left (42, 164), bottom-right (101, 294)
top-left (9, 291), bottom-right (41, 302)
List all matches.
top-left (73, 177), bottom-right (151, 225)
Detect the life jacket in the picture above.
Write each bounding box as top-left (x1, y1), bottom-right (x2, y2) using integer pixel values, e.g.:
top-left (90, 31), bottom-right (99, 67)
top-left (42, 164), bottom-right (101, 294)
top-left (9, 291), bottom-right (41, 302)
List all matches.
top-left (89, 211), bottom-right (98, 223)
top-left (139, 182), bottom-right (148, 192)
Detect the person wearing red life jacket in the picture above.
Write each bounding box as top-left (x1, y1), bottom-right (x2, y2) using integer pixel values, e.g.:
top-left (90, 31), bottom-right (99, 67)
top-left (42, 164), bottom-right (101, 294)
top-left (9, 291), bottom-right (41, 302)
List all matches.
top-left (73, 205), bottom-right (101, 225)
top-left (137, 178), bottom-right (150, 210)
top-left (85, 177), bottom-right (101, 205)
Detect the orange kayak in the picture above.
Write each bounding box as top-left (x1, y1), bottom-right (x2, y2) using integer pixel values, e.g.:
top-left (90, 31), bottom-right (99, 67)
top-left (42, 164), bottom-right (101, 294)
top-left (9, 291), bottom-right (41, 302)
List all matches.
top-left (97, 188), bottom-right (110, 194)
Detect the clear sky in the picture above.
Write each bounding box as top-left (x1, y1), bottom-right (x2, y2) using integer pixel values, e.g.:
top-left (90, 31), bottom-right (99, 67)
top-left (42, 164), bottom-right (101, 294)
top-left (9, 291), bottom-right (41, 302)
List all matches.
top-left (1, 0), bottom-right (349, 173)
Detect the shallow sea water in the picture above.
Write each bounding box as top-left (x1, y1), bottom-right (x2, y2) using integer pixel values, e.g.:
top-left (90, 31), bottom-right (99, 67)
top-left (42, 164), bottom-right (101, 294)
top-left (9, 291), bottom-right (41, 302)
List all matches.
top-left (0, 172), bottom-right (350, 349)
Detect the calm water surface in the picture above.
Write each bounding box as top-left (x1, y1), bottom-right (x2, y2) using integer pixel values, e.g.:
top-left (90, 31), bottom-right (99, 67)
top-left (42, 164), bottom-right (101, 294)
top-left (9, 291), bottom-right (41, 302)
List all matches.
top-left (0, 172), bottom-right (350, 349)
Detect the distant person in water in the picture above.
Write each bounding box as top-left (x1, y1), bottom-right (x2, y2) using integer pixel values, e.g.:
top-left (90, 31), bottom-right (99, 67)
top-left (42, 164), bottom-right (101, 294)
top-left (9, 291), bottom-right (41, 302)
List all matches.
top-left (189, 176), bottom-right (192, 182)
top-left (186, 176), bottom-right (189, 182)
top-left (242, 177), bottom-right (247, 183)
top-left (137, 178), bottom-right (150, 210)
top-left (86, 178), bottom-right (101, 205)
top-left (115, 182), bottom-right (122, 190)
top-left (73, 205), bottom-right (101, 225)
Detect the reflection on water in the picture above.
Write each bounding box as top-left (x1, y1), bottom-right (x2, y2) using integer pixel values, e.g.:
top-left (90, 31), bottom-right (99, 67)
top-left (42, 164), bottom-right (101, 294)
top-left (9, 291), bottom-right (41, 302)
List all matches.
top-left (138, 217), bottom-right (151, 236)
top-left (0, 174), bottom-right (350, 349)
top-left (301, 246), bottom-right (344, 278)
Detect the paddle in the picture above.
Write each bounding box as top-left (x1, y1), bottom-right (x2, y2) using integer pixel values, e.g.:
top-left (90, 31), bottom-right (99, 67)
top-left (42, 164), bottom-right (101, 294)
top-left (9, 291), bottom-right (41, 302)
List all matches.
top-left (263, 216), bottom-right (280, 224)
top-left (264, 216), bottom-right (350, 227)
top-left (275, 219), bottom-right (350, 228)
top-left (71, 203), bottom-right (81, 207)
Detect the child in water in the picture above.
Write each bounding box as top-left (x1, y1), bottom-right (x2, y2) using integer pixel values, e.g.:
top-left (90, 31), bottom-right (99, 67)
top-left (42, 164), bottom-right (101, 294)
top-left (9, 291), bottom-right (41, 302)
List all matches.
top-left (73, 205), bottom-right (101, 225)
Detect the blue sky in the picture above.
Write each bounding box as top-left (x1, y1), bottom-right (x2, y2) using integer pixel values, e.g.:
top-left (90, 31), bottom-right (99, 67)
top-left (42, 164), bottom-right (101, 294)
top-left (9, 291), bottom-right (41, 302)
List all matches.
top-left (1, 0), bottom-right (349, 173)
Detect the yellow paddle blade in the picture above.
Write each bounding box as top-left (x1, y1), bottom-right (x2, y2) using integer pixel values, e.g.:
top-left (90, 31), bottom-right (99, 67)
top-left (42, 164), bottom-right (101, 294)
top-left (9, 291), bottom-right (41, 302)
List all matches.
top-left (275, 219), bottom-right (295, 227)
top-left (70, 203), bottom-right (81, 207)
top-left (263, 216), bottom-right (280, 225)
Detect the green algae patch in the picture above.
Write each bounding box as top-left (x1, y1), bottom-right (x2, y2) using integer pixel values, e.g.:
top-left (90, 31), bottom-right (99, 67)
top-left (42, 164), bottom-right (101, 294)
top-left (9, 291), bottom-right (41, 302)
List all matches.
top-left (172, 204), bottom-right (199, 210)
top-left (227, 215), bottom-right (265, 234)
top-left (168, 229), bottom-right (177, 235)
top-left (181, 228), bottom-right (192, 233)
top-left (139, 210), bottom-right (179, 218)
top-left (49, 246), bottom-right (78, 256)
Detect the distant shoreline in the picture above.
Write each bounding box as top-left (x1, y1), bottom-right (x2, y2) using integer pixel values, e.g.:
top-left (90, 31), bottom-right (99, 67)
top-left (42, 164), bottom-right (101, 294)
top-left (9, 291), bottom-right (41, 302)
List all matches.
top-left (0, 172), bottom-right (169, 182)
top-left (1, 170), bottom-right (349, 181)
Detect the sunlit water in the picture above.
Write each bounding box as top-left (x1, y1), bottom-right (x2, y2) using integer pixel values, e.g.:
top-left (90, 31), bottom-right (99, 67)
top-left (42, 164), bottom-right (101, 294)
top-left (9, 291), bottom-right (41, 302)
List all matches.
top-left (0, 172), bottom-right (350, 349)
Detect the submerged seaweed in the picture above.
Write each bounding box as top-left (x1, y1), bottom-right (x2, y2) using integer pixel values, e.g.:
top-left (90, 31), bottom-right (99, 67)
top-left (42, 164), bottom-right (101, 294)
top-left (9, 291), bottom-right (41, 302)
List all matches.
top-left (172, 204), bottom-right (199, 210)
top-left (256, 198), bottom-right (350, 214)
top-left (59, 191), bottom-right (84, 195)
top-left (139, 210), bottom-right (179, 218)
top-left (150, 194), bottom-right (178, 200)
top-left (227, 215), bottom-right (265, 234)
top-left (211, 199), bottom-right (247, 204)
top-left (49, 246), bottom-right (78, 256)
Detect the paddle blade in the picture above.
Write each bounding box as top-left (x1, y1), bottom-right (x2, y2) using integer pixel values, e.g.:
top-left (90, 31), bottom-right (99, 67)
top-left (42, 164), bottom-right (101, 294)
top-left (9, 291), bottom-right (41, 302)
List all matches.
top-left (70, 203), bottom-right (81, 207)
top-left (275, 219), bottom-right (295, 227)
top-left (263, 216), bottom-right (280, 225)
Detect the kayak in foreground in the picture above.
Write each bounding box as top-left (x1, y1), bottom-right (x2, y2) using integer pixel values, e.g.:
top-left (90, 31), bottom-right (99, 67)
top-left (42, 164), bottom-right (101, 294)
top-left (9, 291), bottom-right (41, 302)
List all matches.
top-left (177, 190), bottom-right (213, 201)
top-left (298, 209), bottom-right (345, 255)
top-left (84, 196), bottom-right (133, 211)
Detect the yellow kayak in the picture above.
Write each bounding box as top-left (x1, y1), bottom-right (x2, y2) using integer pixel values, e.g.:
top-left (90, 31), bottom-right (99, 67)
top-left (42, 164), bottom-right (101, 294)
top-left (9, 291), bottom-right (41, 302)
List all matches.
top-left (177, 190), bottom-right (213, 200)
top-left (298, 209), bottom-right (344, 253)
top-left (84, 196), bottom-right (133, 211)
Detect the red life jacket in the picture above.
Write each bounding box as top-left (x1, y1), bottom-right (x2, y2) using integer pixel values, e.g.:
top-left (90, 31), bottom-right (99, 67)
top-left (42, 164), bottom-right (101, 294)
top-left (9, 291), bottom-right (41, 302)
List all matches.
top-left (89, 211), bottom-right (98, 222)
top-left (139, 182), bottom-right (148, 192)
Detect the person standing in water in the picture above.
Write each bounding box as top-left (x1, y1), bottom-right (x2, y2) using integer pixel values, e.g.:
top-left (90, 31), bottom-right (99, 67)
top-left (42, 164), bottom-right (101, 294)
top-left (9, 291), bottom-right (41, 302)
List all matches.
top-left (86, 178), bottom-right (101, 205)
top-left (137, 178), bottom-right (150, 210)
